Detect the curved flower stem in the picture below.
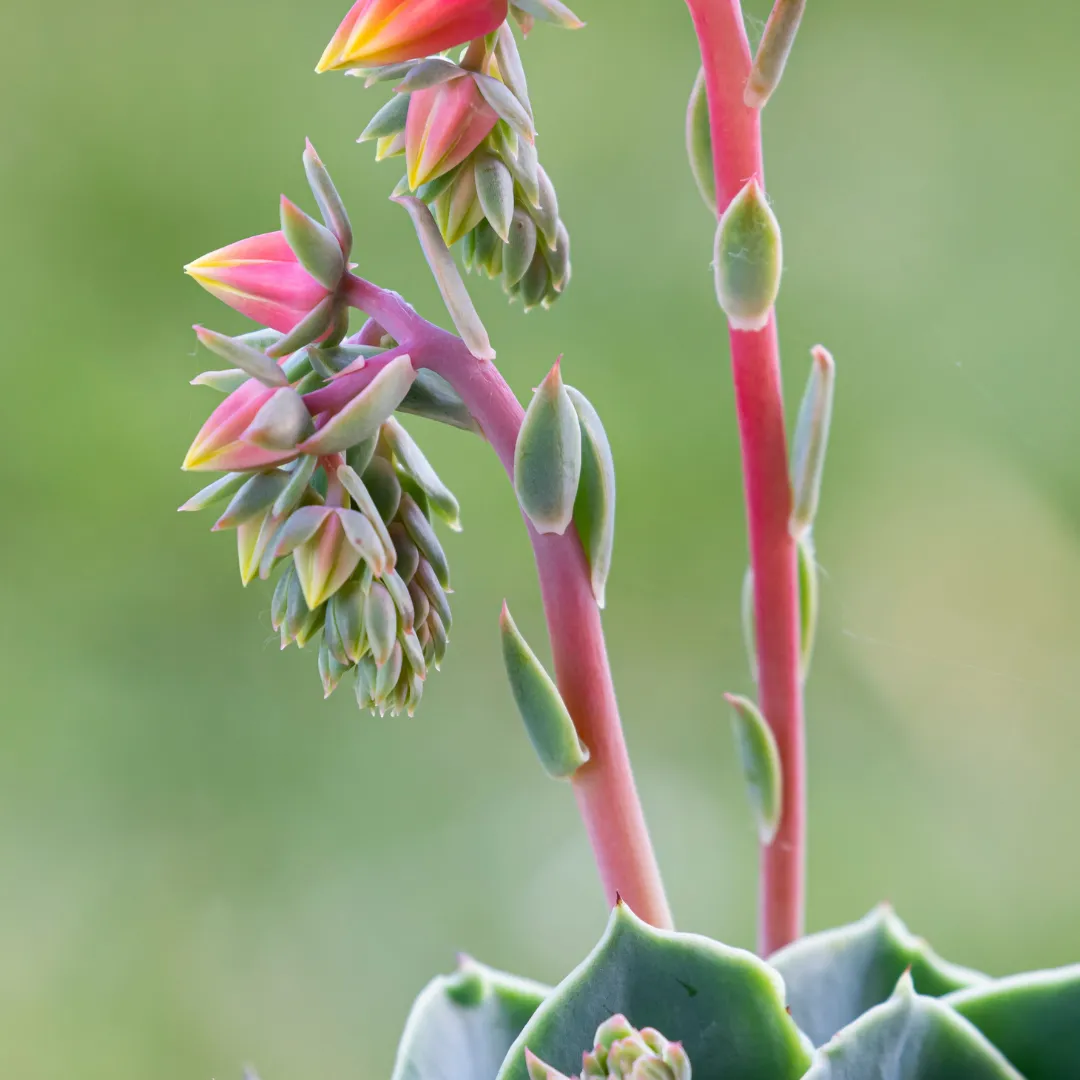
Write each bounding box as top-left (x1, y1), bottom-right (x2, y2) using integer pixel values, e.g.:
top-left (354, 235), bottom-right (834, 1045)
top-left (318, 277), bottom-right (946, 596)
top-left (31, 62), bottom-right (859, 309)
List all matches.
top-left (684, 0), bottom-right (806, 955)
top-left (344, 274), bottom-right (674, 929)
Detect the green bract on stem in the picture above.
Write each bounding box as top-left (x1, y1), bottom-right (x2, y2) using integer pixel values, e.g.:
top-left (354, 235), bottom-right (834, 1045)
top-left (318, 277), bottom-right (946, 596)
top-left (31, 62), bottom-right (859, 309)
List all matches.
top-left (684, 0), bottom-right (809, 955)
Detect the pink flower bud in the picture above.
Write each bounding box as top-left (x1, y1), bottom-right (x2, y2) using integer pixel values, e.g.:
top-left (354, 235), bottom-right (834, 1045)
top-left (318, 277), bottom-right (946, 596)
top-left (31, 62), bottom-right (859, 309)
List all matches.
top-left (406, 77), bottom-right (499, 190)
top-left (185, 231), bottom-right (332, 334)
top-left (182, 377), bottom-right (301, 472)
top-left (316, 0), bottom-right (508, 73)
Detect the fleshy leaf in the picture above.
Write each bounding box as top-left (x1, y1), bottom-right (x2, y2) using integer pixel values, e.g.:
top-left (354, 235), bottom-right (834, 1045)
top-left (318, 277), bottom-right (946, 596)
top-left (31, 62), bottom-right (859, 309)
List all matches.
top-left (803, 974), bottom-right (1022, 1079)
top-left (789, 345), bottom-right (835, 540)
top-left (744, 0), bottom-right (807, 111)
top-left (178, 472), bottom-right (247, 513)
top-left (399, 369), bottom-right (479, 433)
top-left (946, 965), bottom-right (1080, 1080)
top-left (499, 603), bottom-right (588, 779)
top-left (497, 903), bottom-right (812, 1080)
top-left (686, 68), bottom-right (715, 213)
top-left (725, 693), bottom-right (782, 844)
top-left (472, 72), bottom-right (534, 144)
top-left (303, 140), bottom-right (353, 254)
top-left (566, 387), bottom-right (615, 609)
top-left (514, 360), bottom-right (581, 536)
top-left (393, 196), bottom-right (495, 361)
top-left (509, 0), bottom-right (584, 30)
top-left (194, 326), bottom-right (289, 388)
top-left (359, 93), bottom-right (413, 142)
top-left (191, 368), bottom-right (249, 393)
top-left (797, 533), bottom-right (818, 680)
top-left (300, 355), bottom-right (417, 456)
top-left (770, 905), bottom-right (988, 1047)
top-left (390, 958), bottom-right (550, 1080)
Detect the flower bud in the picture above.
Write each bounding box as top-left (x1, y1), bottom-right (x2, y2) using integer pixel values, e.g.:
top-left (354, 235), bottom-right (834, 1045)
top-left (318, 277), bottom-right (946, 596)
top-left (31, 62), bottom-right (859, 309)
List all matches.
top-left (712, 179), bottom-right (782, 332)
top-left (405, 78), bottom-right (499, 191)
top-left (316, 0), bottom-right (508, 74)
top-left (185, 231), bottom-right (332, 335)
top-left (182, 377), bottom-right (301, 473)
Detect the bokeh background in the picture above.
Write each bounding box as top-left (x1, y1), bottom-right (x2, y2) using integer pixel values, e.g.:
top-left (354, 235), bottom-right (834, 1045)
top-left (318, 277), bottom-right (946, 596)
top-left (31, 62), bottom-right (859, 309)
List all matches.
top-left (3, 0), bottom-right (1080, 1075)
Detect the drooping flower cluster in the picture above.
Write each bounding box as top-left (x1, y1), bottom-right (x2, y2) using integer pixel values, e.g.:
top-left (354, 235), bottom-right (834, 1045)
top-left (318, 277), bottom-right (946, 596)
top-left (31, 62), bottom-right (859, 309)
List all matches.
top-left (320, 0), bottom-right (579, 309)
top-left (527, 1016), bottom-right (691, 1080)
top-left (181, 146), bottom-right (468, 716)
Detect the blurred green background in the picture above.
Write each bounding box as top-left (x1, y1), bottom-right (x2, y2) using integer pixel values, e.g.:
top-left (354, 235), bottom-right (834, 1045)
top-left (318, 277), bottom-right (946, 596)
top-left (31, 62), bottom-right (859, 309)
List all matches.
top-left (3, 0), bottom-right (1080, 1075)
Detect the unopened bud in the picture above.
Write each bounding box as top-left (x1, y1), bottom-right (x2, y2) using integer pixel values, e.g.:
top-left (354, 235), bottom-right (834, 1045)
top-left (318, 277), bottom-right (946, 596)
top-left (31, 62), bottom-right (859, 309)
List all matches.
top-left (713, 179), bottom-right (782, 332)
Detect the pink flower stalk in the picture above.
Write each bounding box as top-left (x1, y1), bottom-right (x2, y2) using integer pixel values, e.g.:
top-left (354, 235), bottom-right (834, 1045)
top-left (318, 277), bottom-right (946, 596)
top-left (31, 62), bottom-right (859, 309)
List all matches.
top-left (185, 232), bottom-right (331, 334)
top-left (315, 0), bottom-right (507, 73)
top-left (182, 377), bottom-right (301, 472)
top-left (406, 78), bottom-right (498, 190)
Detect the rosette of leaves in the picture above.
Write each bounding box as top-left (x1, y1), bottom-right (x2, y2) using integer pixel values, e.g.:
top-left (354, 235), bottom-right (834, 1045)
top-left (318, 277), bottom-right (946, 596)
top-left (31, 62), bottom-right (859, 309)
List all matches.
top-left (356, 23), bottom-right (571, 310)
top-left (374, 903), bottom-right (1079, 1080)
top-left (181, 334), bottom-right (472, 717)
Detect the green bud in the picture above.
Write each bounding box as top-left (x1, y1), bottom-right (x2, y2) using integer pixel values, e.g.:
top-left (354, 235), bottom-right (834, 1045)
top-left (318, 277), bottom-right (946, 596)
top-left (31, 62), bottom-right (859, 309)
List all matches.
top-left (567, 387), bottom-right (616, 609)
top-left (499, 602), bottom-right (589, 779)
top-left (399, 493), bottom-right (450, 588)
top-left (686, 67), bottom-right (715, 213)
top-left (339, 508), bottom-right (390, 575)
top-left (329, 580), bottom-right (367, 664)
top-left (415, 558), bottom-right (452, 631)
top-left (389, 522), bottom-right (421, 583)
top-left (355, 654), bottom-right (378, 712)
top-left (374, 641), bottom-right (404, 709)
top-left (427, 607), bottom-right (448, 668)
top-left (713, 179), bottom-right (782, 332)
top-left (381, 568), bottom-right (416, 630)
top-left (319, 642), bottom-right (352, 698)
top-left (493, 23), bottom-right (533, 118)
top-left (542, 220), bottom-right (571, 293)
top-left (503, 206), bottom-right (538, 288)
top-left (473, 219), bottom-right (503, 278)
top-left (364, 582), bottom-right (399, 666)
top-left (474, 152), bottom-right (515, 243)
top-left (726, 693), bottom-right (782, 844)
top-left (531, 165), bottom-right (560, 249)
top-left (514, 360), bottom-right (582, 535)
top-left (271, 564), bottom-right (294, 632)
top-left (518, 249), bottom-right (550, 311)
top-left (440, 159), bottom-right (486, 247)
top-left (789, 345), bottom-right (835, 540)
top-left (408, 579), bottom-right (430, 627)
top-left (744, 0), bottom-right (807, 110)
top-left (400, 626), bottom-right (427, 679)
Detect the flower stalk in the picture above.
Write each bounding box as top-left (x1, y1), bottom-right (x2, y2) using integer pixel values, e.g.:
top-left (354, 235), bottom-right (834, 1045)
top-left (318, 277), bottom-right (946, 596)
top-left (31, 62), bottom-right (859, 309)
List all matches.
top-left (684, 0), bottom-right (806, 955)
top-left (344, 275), bottom-right (673, 929)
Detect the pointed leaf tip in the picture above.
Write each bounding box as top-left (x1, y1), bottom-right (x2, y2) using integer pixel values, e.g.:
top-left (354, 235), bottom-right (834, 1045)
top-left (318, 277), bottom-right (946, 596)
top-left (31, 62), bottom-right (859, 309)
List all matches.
top-left (514, 360), bottom-right (582, 535)
top-left (790, 345), bottom-right (835, 539)
top-left (713, 179), bottom-right (782, 332)
top-left (725, 693), bottom-right (782, 844)
top-left (392, 195), bottom-right (495, 360)
top-left (500, 603), bottom-right (588, 779)
top-left (566, 386), bottom-right (616, 609)
top-left (745, 0), bottom-right (808, 110)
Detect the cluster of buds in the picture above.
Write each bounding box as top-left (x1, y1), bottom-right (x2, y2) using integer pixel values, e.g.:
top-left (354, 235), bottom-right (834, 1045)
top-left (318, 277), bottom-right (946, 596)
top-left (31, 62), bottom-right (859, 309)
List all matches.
top-left (181, 146), bottom-right (463, 716)
top-left (319, 0), bottom-right (578, 309)
top-left (527, 1016), bottom-right (691, 1080)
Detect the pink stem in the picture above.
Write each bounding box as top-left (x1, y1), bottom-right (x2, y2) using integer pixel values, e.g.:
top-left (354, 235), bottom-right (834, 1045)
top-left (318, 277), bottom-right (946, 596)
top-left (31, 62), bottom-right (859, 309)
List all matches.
top-left (685, 0), bottom-right (806, 954)
top-left (344, 276), bottom-right (674, 929)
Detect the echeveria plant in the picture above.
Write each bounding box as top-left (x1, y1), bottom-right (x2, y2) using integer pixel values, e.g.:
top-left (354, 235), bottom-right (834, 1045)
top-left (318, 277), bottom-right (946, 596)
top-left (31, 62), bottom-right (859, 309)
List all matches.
top-left (176, 0), bottom-right (1080, 1076)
